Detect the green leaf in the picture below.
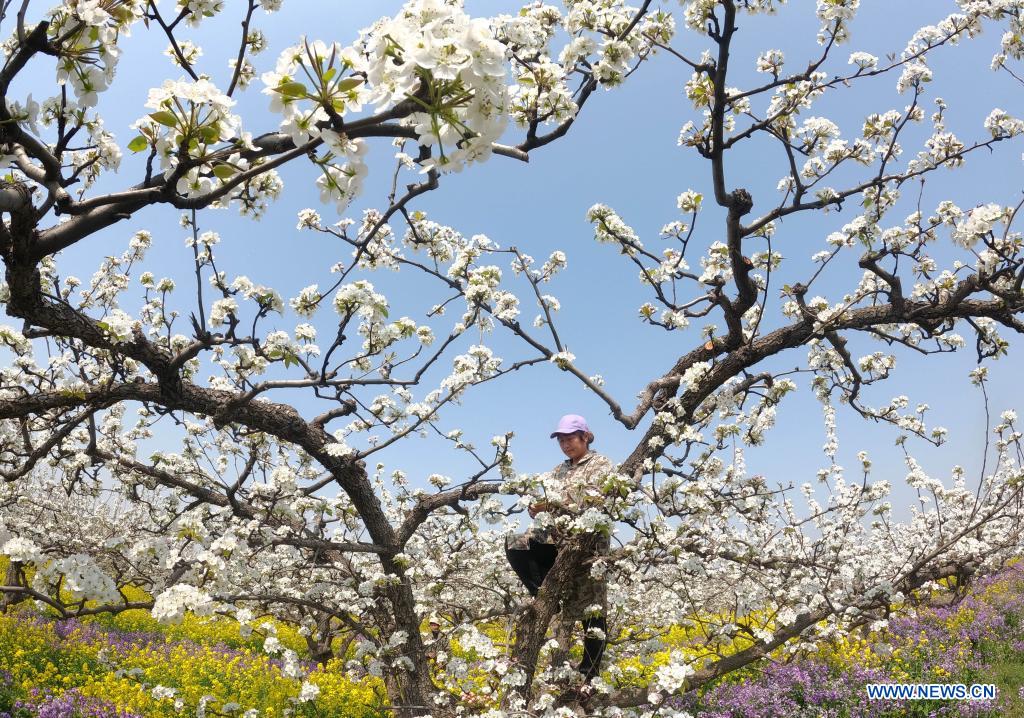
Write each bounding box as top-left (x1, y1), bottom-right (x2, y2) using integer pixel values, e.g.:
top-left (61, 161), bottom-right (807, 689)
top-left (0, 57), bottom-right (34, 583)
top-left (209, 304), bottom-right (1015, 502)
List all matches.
top-left (149, 110), bottom-right (178, 127)
top-left (323, 67), bottom-right (337, 83)
top-left (276, 80), bottom-right (308, 98)
top-left (336, 77), bottom-right (363, 92)
top-left (199, 124), bottom-right (221, 143)
top-left (127, 135), bottom-right (149, 153)
top-left (212, 164), bottom-right (238, 180)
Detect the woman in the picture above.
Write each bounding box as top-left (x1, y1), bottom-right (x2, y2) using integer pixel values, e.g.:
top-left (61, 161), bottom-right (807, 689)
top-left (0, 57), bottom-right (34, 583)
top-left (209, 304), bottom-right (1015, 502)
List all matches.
top-left (505, 413), bottom-right (614, 681)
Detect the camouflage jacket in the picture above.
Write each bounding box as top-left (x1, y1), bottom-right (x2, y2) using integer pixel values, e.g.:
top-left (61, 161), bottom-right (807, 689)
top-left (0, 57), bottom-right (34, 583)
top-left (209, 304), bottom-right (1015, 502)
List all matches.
top-left (541, 451), bottom-right (616, 516)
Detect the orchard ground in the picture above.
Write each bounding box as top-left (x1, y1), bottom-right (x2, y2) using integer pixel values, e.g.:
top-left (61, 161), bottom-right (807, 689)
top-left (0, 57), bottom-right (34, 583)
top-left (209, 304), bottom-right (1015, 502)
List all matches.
top-left (2, 562), bottom-right (1024, 717)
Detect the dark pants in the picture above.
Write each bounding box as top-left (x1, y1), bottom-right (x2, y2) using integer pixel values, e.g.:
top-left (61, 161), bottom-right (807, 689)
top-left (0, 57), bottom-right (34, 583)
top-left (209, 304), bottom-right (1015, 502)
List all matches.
top-left (505, 537), bottom-right (607, 680)
top-left (506, 537), bottom-right (557, 597)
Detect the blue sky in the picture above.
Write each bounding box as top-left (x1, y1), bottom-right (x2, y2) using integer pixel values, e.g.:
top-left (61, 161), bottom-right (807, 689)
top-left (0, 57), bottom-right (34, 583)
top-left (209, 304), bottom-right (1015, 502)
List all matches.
top-left (11, 1), bottom-right (1024, 519)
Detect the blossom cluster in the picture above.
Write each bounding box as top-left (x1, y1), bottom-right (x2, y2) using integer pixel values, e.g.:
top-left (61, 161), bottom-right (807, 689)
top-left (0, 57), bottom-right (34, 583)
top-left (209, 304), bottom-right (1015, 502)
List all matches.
top-left (131, 78), bottom-right (246, 198)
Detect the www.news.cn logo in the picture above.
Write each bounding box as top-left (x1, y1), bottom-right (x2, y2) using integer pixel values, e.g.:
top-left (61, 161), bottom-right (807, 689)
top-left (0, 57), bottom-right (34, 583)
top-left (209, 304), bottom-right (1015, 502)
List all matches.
top-left (865, 684), bottom-right (997, 701)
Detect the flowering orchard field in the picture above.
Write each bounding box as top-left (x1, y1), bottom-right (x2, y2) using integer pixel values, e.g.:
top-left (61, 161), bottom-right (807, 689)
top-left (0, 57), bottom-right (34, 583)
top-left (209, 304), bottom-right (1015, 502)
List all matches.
top-left (0, 598), bottom-right (382, 716)
top-left (2, 0), bottom-right (1024, 716)
top-left (2, 565), bottom-right (1024, 716)
top-left (680, 565), bottom-right (1024, 717)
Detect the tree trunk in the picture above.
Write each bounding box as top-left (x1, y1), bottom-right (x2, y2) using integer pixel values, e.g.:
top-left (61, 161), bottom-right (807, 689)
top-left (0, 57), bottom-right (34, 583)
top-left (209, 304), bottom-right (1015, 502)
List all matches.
top-left (504, 533), bottom-right (600, 709)
top-left (0, 561), bottom-right (26, 614)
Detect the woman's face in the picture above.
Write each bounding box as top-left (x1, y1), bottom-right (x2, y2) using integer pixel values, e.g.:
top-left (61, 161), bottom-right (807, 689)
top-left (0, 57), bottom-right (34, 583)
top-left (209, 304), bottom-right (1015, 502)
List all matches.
top-left (556, 432), bottom-right (589, 463)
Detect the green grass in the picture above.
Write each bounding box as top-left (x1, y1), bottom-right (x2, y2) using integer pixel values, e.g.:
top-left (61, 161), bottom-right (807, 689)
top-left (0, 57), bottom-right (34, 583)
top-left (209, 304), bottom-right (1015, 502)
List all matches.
top-left (990, 658), bottom-right (1024, 717)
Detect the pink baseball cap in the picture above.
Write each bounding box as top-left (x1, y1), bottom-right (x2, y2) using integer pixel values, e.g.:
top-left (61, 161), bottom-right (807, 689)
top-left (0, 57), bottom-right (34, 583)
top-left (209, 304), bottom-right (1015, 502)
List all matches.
top-left (550, 414), bottom-right (590, 438)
